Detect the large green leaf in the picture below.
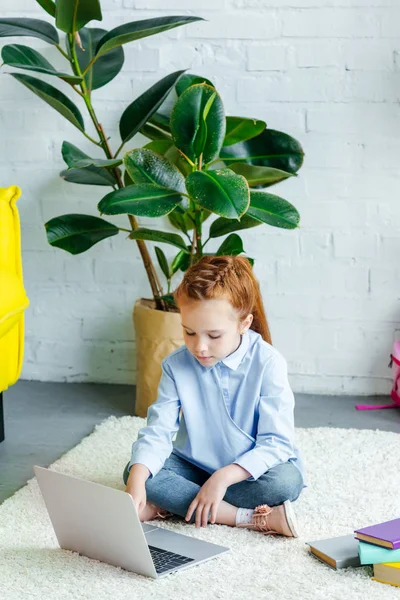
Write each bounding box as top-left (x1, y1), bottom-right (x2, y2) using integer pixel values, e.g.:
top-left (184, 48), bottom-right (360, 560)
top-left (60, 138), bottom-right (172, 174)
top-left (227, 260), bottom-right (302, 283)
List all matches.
top-left (186, 168), bottom-right (249, 220)
top-left (164, 146), bottom-right (193, 177)
top-left (171, 249), bottom-right (188, 274)
top-left (11, 73), bottom-right (85, 131)
top-left (119, 70), bottom-right (185, 146)
top-left (1, 44), bottom-right (82, 84)
top-left (247, 191), bottom-right (300, 229)
top-left (220, 129), bottom-right (304, 174)
top-left (144, 134), bottom-right (191, 178)
top-left (209, 214), bottom-right (262, 238)
top-left (0, 18), bottom-right (59, 45)
top-left (96, 16), bottom-right (203, 57)
top-left (62, 141), bottom-right (121, 169)
top-left (124, 170), bottom-right (133, 187)
top-left (223, 116), bottom-right (266, 147)
top-left (216, 233), bottom-right (244, 256)
top-left (72, 157), bottom-right (122, 168)
top-left (129, 228), bottom-right (189, 252)
top-left (56, 0), bottom-right (102, 34)
top-left (35, 0), bottom-right (56, 18)
top-left (143, 140), bottom-right (174, 154)
top-left (124, 148), bottom-right (186, 193)
top-left (73, 27), bottom-right (124, 92)
top-left (45, 213), bottom-right (119, 254)
top-left (98, 184), bottom-right (182, 217)
top-left (167, 208), bottom-right (188, 233)
top-left (140, 122), bottom-right (172, 141)
top-left (62, 140), bottom-right (91, 166)
top-left (61, 141), bottom-right (116, 186)
top-left (60, 167), bottom-right (116, 186)
top-left (176, 73), bottom-right (214, 96)
top-left (149, 112), bottom-right (171, 134)
top-left (170, 83), bottom-right (225, 165)
top-left (167, 205), bottom-right (210, 233)
top-left (229, 162), bottom-right (294, 188)
top-left (155, 246), bottom-right (170, 280)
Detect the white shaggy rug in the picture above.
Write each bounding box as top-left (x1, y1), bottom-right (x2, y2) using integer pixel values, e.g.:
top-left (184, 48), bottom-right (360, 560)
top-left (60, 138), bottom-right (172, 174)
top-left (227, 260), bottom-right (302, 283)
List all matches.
top-left (1, 417), bottom-right (399, 600)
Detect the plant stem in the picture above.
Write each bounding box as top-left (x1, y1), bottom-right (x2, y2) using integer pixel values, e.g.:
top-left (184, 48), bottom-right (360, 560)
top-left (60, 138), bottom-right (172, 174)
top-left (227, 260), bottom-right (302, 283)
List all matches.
top-left (189, 196), bottom-right (196, 265)
top-left (186, 212), bottom-right (196, 226)
top-left (81, 55), bottom-right (98, 77)
top-left (190, 157), bottom-right (204, 262)
top-left (66, 33), bottom-right (168, 312)
top-left (189, 228), bottom-right (196, 266)
top-left (178, 150), bottom-right (195, 167)
top-left (114, 140), bottom-right (125, 158)
top-left (81, 130), bottom-right (103, 146)
top-left (55, 44), bottom-right (70, 60)
top-left (71, 85), bottom-right (85, 97)
top-left (195, 208), bottom-right (203, 260)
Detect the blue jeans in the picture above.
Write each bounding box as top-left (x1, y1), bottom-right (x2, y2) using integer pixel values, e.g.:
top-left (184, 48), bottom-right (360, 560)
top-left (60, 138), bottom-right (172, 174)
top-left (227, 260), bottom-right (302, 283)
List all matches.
top-left (123, 451), bottom-right (304, 524)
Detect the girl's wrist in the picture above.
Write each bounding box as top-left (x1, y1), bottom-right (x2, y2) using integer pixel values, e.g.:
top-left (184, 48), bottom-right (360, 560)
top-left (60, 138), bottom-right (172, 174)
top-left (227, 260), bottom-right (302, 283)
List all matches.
top-left (128, 463), bottom-right (150, 484)
top-left (212, 470), bottom-right (229, 487)
top-left (215, 463), bottom-right (251, 486)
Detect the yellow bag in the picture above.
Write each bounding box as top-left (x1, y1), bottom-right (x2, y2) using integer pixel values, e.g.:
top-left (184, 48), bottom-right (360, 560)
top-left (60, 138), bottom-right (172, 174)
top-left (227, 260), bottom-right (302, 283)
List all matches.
top-left (0, 185), bottom-right (29, 391)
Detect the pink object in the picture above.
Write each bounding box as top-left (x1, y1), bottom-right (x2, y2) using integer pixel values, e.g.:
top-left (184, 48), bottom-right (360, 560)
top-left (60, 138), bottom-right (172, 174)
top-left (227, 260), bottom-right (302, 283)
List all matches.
top-left (356, 340), bottom-right (400, 411)
top-left (237, 502), bottom-right (298, 537)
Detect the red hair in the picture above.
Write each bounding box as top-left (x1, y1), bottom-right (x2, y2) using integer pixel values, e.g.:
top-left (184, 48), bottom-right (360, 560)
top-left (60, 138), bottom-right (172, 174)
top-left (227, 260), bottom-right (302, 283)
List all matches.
top-left (173, 255), bottom-right (272, 344)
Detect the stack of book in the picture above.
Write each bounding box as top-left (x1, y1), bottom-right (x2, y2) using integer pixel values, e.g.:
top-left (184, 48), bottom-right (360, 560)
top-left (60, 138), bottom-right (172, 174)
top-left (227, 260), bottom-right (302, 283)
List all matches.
top-left (306, 517), bottom-right (400, 588)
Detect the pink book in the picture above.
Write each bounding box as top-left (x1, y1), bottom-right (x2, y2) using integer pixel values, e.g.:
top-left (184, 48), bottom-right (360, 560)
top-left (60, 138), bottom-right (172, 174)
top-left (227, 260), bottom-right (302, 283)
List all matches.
top-left (354, 518), bottom-right (400, 550)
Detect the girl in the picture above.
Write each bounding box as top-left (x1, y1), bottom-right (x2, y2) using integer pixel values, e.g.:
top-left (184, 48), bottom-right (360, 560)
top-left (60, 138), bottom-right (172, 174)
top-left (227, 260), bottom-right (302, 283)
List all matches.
top-left (124, 255), bottom-right (306, 537)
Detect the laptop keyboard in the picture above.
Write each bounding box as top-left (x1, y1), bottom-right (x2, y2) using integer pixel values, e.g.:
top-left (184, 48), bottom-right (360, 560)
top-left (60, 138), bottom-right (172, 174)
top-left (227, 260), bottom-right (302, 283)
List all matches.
top-left (148, 545), bottom-right (195, 574)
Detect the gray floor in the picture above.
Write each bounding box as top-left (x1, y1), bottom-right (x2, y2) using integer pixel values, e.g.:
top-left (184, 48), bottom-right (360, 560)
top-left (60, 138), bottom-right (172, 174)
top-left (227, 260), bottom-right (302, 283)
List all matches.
top-left (1, 380), bottom-right (399, 505)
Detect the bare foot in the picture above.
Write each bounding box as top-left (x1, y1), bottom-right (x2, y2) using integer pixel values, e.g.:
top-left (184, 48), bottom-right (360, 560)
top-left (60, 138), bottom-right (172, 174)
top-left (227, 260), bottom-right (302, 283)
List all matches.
top-left (139, 501), bottom-right (162, 522)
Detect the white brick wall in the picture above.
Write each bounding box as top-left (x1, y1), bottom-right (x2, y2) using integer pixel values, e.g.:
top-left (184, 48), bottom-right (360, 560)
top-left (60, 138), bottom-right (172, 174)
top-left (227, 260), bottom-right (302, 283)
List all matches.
top-left (1, 0), bottom-right (399, 395)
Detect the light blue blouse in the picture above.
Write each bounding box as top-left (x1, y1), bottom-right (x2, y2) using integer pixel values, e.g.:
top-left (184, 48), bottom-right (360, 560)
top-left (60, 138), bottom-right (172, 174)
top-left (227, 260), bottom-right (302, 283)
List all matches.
top-left (129, 328), bottom-right (306, 486)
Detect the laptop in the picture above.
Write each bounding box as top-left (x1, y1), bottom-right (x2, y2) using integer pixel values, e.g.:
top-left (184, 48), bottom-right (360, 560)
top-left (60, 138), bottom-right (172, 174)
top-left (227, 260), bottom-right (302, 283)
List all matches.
top-left (34, 465), bottom-right (229, 579)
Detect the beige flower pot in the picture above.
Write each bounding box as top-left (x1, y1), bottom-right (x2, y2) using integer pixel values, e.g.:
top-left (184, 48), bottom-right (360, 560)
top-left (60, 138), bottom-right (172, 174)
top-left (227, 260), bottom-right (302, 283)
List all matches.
top-left (133, 298), bottom-right (184, 418)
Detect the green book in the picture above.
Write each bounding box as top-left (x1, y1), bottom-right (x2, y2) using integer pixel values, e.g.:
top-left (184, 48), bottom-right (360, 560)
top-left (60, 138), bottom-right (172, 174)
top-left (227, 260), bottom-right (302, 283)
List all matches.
top-left (359, 541), bottom-right (400, 565)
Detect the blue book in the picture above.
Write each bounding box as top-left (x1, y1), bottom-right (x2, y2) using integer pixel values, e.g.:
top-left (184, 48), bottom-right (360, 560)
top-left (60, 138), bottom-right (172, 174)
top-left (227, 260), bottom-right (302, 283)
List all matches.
top-left (359, 541), bottom-right (400, 565)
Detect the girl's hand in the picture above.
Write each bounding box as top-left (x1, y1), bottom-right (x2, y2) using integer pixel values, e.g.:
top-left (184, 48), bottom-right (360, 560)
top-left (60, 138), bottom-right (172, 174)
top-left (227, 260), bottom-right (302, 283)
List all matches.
top-left (125, 466), bottom-right (149, 515)
top-left (126, 480), bottom-right (147, 515)
top-left (185, 474), bottom-right (228, 528)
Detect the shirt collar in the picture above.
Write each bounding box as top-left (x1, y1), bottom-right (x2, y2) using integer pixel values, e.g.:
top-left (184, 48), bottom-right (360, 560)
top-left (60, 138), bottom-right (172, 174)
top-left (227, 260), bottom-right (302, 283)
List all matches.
top-left (222, 330), bottom-right (250, 370)
top-left (202, 330), bottom-right (251, 372)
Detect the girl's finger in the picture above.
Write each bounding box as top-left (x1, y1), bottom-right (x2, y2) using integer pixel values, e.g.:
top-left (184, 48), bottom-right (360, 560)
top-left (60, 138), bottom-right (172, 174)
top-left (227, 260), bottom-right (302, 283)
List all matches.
top-left (186, 499), bottom-right (198, 522)
top-left (195, 504), bottom-right (203, 528)
top-left (202, 503), bottom-right (212, 528)
top-left (210, 504), bottom-right (217, 524)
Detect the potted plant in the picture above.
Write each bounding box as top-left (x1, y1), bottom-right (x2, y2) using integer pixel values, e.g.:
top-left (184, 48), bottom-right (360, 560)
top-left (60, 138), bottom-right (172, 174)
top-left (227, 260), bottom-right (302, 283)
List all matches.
top-left (96, 79), bottom-right (304, 414)
top-left (0, 3), bottom-right (304, 416)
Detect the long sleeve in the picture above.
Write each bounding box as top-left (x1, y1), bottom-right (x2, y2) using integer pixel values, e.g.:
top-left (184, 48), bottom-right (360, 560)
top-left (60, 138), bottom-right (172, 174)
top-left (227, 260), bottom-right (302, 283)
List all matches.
top-left (128, 358), bottom-right (181, 479)
top-left (233, 353), bottom-right (297, 482)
